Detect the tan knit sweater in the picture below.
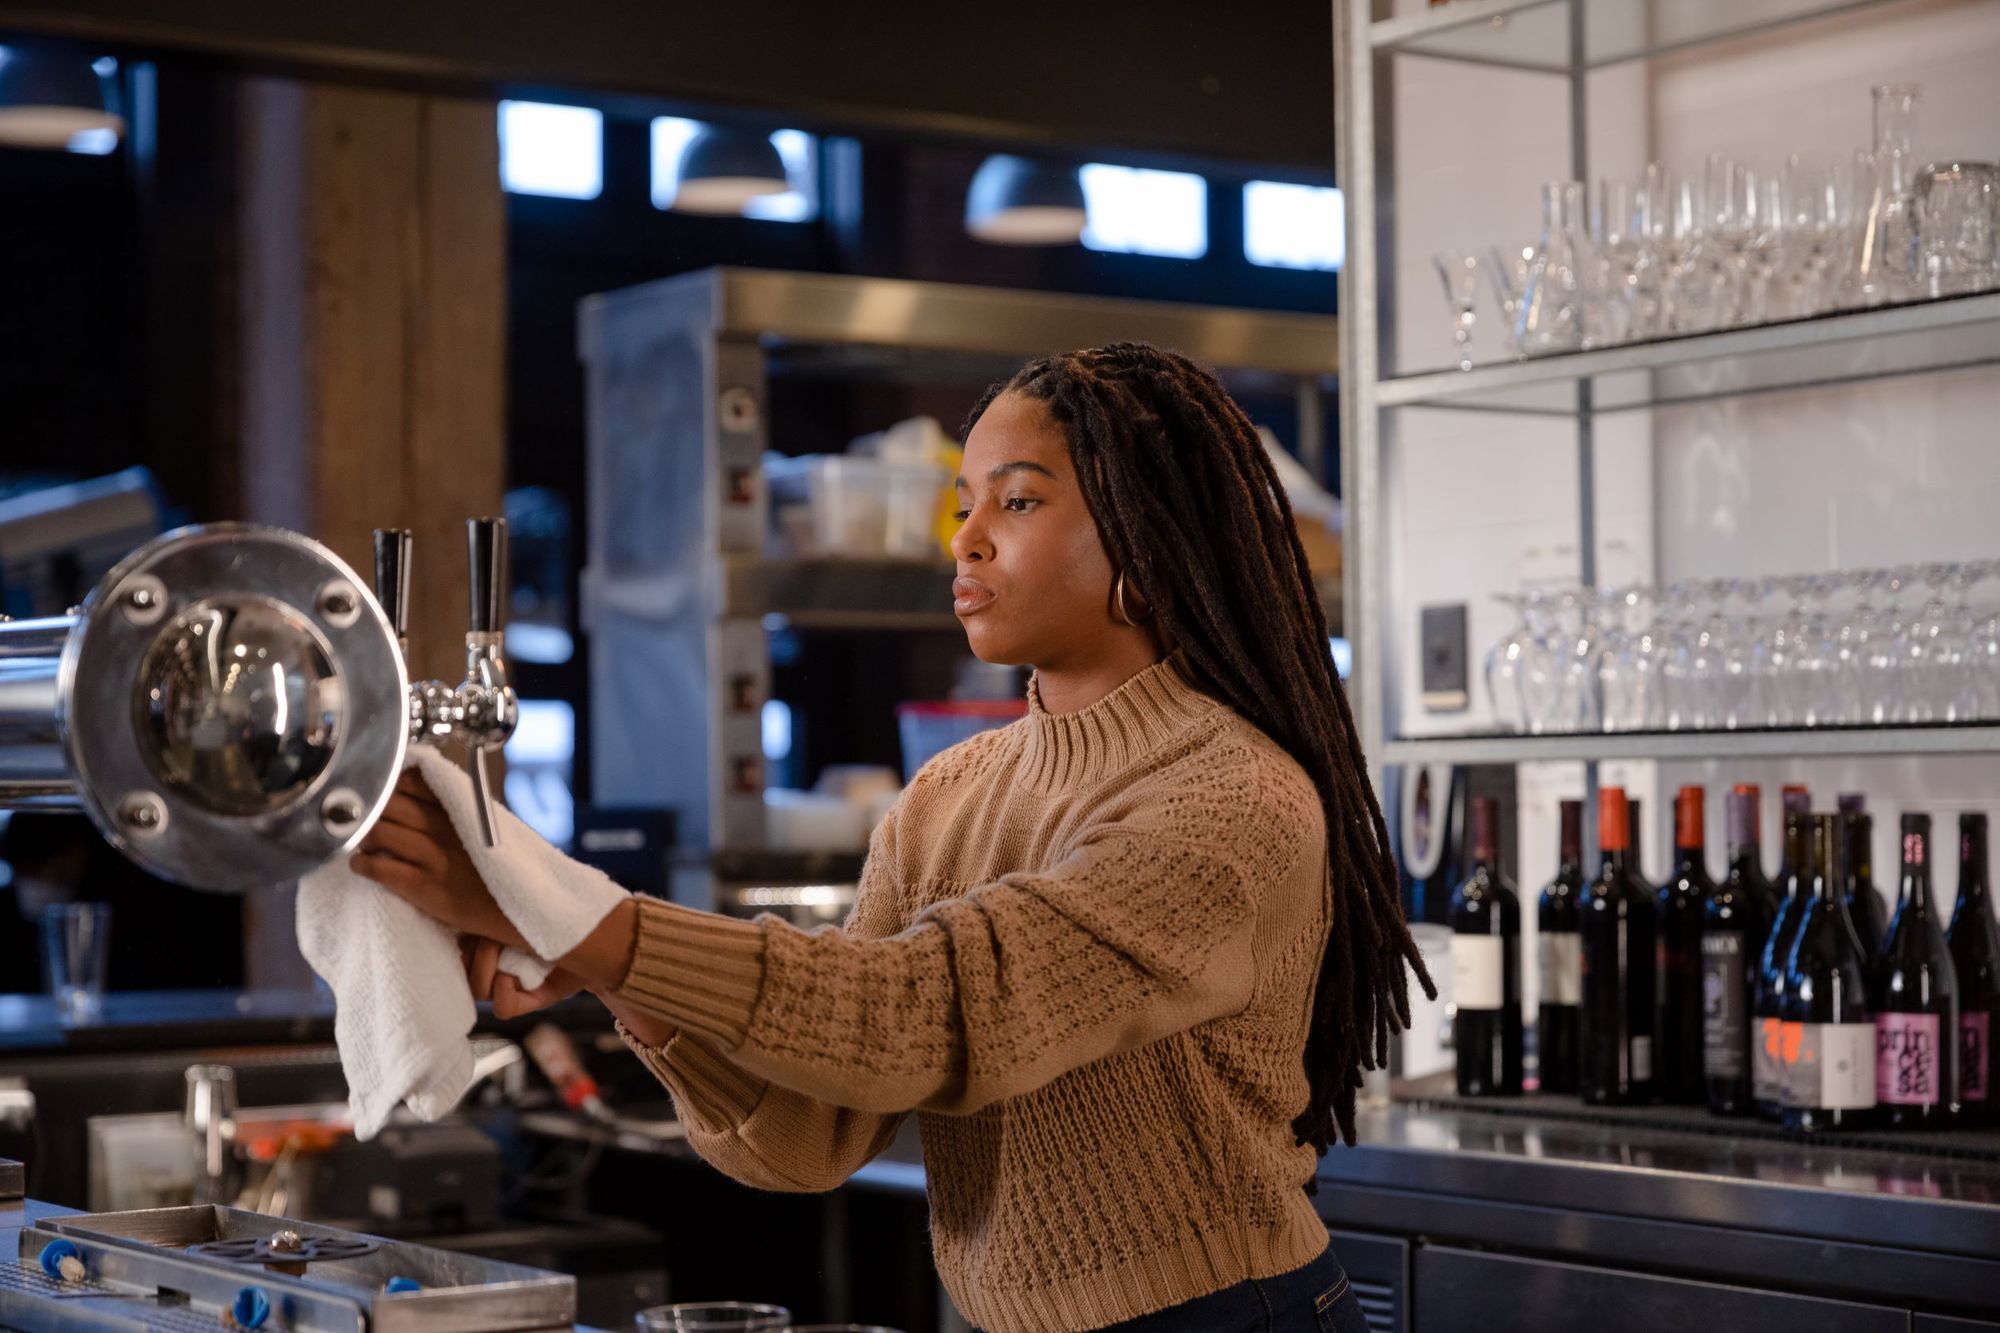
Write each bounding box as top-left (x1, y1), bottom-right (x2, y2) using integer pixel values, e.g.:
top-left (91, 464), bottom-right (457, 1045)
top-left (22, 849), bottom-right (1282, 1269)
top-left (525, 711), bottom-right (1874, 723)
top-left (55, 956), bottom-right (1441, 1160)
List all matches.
top-left (612, 656), bottom-right (1333, 1333)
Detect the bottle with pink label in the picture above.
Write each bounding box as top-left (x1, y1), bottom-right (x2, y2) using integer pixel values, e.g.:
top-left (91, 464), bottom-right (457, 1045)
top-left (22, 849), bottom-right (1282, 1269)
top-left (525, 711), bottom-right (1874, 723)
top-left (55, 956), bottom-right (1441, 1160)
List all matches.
top-left (1949, 812), bottom-right (2000, 1126)
top-left (1875, 814), bottom-right (1959, 1128)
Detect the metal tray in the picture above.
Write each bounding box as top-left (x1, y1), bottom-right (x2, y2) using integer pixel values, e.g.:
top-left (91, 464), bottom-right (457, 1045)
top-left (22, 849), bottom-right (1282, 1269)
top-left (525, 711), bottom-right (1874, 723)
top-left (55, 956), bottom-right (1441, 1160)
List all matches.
top-left (22, 1205), bottom-right (574, 1331)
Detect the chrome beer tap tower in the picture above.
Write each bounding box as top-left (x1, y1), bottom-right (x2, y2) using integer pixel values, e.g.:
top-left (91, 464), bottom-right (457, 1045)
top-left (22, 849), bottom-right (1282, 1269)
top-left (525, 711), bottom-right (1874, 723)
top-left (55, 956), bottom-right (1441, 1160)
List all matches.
top-left (0, 516), bottom-right (515, 890)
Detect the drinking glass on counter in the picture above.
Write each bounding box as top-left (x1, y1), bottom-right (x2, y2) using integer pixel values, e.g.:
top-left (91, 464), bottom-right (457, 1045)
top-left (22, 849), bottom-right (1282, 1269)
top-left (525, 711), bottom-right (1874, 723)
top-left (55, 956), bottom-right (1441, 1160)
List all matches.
top-left (1481, 560), bottom-right (2000, 735)
top-left (1433, 80), bottom-right (2000, 367)
top-left (637, 1305), bottom-right (791, 1332)
top-left (42, 901), bottom-right (111, 1022)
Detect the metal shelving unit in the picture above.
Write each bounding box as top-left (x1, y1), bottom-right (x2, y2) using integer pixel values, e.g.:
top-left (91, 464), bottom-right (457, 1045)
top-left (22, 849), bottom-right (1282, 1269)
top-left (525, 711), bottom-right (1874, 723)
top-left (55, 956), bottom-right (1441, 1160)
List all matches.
top-left (1384, 724), bottom-right (2000, 765)
top-left (581, 267), bottom-right (1342, 910)
top-left (1334, 0), bottom-right (2000, 793)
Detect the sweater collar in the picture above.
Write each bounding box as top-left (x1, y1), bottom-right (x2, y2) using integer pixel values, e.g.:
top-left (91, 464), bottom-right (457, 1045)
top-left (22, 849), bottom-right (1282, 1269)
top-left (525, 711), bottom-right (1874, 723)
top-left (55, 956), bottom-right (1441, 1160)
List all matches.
top-left (1019, 653), bottom-right (1220, 793)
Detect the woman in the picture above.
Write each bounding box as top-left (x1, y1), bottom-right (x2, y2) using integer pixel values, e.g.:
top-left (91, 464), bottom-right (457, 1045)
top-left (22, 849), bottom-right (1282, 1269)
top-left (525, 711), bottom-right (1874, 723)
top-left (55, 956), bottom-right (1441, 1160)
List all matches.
top-left (353, 342), bottom-right (1432, 1333)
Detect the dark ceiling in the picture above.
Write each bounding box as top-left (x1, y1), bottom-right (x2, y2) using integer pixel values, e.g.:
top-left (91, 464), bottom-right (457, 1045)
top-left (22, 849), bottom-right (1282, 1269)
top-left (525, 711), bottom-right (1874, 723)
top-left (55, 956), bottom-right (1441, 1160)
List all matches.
top-left (0, 0), bottom-right (1337, 170)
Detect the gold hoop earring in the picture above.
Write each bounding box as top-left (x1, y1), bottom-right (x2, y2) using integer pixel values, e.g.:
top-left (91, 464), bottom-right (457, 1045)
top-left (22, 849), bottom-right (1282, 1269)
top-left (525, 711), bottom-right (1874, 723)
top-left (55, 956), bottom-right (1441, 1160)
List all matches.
top-left (1112, 570), bottom-right (1154, 627)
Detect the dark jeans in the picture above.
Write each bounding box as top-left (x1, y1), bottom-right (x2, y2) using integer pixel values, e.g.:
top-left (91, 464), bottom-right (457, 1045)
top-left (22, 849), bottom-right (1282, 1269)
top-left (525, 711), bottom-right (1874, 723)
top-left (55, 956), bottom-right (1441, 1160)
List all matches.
top-left (980, 1244), bottom-right (1371, 1333)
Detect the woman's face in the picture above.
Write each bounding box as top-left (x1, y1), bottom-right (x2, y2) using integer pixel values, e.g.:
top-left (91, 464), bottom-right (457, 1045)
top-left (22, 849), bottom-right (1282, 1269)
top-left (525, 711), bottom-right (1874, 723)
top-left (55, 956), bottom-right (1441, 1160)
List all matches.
top-left (950, 391), bottom-right (1124, 669)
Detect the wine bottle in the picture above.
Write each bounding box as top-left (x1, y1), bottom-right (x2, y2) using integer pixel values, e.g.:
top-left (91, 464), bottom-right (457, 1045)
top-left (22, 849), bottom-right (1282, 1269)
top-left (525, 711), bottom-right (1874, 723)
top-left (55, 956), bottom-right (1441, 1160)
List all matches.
top-left (1753, 796), bottom-right (1813, 1120)
top-left (1780, 814), bottom-right (1876, 1131)
top-left (1777, 785), bottom-right (1811, 884)
top-left (1949, 813), bottom-right (2000, 1125)
top-left (1844, 810), bottom-right (1887, 965)
top-left (1704, 787), bottom-right (1769, 1116)
top-left (1732, 783), bottom-right (1780, 919)
top-left (1450, 796), bottom-right (1523, 1096)
top-left (1538, 799), bottom-right (1585, 1095)
top-left (1628, 797), bottom-right (1646, 887)
top-left (1876, 815), bottom-right (1960, 1128)
top-left (1581, 787), bottom-right (1656, 1106)
top-left (1657, 785), bottom-right (1710, 1104)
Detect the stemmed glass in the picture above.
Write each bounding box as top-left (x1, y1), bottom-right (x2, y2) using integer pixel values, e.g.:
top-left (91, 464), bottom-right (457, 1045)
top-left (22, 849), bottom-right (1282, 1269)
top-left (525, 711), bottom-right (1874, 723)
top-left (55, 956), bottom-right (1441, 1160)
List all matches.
top-left (1596, 585), bottom-right (1655, 732)
top-left (1486, 592), bottom-right (1533, 734)
top-left (1787, 574), bottom-right (1843, 727)
top-left (1967, 564), bottom-right (2000, 720)
top-left (1723, 585), bottom-right (1771, 731)
top-left (1518, 590), bottom-right (1567, 734)
top-left (1485, 244), bottom-right (1534, 356)
top-left (1657, 581), bottom-right (1704, 731)
top-left (1592, 179), bottom-right (1648, 345)
top-left (1940, 560), bottom-right (1992, 722)
top-left (1435, 250), bottom-right (1483, 371)
top-left (1835, 568), bottom-right (1885, 725)
top-left (1704, 157), bottom-right (1778, 327)
top-left (1894, 562), bottom-right (1957, 722)
top-left (1772, 153), bottom-right (1851, 320)
top-left (1558, 589), bottom-right (1602, 733)
top-left (1863, 567), bottom-right (1911, 723)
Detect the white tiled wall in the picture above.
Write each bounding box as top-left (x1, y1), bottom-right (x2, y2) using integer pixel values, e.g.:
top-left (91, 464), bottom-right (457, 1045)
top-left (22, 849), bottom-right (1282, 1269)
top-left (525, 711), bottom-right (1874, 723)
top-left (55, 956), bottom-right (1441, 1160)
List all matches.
top-left (1377, 0), bottom-right (2000, 1008)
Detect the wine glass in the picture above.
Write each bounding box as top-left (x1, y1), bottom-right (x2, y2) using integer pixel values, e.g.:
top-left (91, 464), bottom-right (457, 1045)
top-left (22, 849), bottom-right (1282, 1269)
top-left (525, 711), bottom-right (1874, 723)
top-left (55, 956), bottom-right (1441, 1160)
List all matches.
top-left (1773, 152), bottom-right (1852, 319)
top-left (1517, 590), bottom-right (1567, 734)
top-left (1786, 574), bottom-right (1842, 728)
top-left (1485, 244), bottom-right (1534, 356)
top-left (1657, 581), bottom-right (1703, 731)
top-left (1968, 570), bottom-right (2000, 720)
top-left (1864, 567), bottom-right (1912, 723)
top-left (1596, 584), bottom-right (1656, 732)
top-left (1897, 563), bottom-right (1959, 722)
top-left (1835, 568), bottom-right (1885, 725)
top-left (1435, 250), bottom-right (1483, 371)
top-left (1559, 588), bottom-right (1603, 733)
top-left (1486, 592), bottom-right (1533, 734)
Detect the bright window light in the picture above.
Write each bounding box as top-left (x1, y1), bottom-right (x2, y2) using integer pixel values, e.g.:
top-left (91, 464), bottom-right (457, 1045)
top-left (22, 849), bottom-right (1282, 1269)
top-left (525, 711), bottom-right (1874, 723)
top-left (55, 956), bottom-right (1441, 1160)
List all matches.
top-left (67, 127), bottom-right (118, 156)
top-left (1244, 181), bottom-right (1345, 271)
top-left (1079, 164), bottom-right (1207, 259)
top-left (762, 698), bottom-right (794, 762)
top-left (505, 699), bottom-right (575, 848)
top-left (499, 101), bottom-right (603, 200)
top-left (651, 117), bottom-right (818, 221)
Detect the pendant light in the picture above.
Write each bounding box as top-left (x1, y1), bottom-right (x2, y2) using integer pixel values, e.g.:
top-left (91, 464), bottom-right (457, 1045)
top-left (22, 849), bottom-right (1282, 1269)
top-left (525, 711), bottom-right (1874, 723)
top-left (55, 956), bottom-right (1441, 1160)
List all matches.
top-left (965, 154), bottom-right (1085, 245)
top-left (670, 124), bottom-right (790, 214)
top-left (0, 47), bottom-right (122, 150)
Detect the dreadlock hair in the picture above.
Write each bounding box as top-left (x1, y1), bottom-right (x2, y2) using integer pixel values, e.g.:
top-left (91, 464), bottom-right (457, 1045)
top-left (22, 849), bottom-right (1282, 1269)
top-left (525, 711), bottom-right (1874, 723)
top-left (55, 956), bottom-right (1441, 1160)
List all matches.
top-left (963, 341), bottom-right (1436, 1161)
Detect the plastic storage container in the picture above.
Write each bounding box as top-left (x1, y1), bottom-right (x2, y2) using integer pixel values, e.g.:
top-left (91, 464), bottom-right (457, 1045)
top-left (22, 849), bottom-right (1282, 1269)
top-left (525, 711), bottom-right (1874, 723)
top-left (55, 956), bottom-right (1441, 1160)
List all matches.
top-left (896, 700), bottom-right (1028, 781)
top-left (808, 456), bottom-right (949, 558)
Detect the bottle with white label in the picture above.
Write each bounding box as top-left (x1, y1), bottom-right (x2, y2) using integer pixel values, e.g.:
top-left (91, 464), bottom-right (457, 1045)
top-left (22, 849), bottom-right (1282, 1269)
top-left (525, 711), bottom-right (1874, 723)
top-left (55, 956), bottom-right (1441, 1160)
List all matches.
top-left (1582, 786), bottom-right (1657, 1106)
top-left (1538, 800), bottom-right (1585, 1095)
top-left (1876, 814), bottom-right (1959, 1128)
top-left (1450, 796), bottom-right (1522, 1096)
top-left (1781, 813), bottom-right (1878, 1132)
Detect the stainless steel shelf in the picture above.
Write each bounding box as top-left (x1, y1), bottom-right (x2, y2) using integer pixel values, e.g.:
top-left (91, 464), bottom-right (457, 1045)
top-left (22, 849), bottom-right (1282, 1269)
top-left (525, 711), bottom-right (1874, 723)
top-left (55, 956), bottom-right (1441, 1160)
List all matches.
top-left (719, 557), bottom-right (959, 631)
top-left (585, 267), bottom-right (1339, 379)
top-left (1377, 291), bottom-right (2000, 413)
top-left (1372, 0), bottom-right (1902, 73)
top-left (1381, 724), bottom-right (2000, 764)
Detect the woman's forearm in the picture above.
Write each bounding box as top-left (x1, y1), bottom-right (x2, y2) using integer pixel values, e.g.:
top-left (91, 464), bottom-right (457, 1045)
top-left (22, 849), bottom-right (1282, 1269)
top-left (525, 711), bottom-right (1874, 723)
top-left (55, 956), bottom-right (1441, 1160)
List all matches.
top-left (558, 896), bottom-right (677, 1047)
top-left (559, 894), bottom-right (641, 990)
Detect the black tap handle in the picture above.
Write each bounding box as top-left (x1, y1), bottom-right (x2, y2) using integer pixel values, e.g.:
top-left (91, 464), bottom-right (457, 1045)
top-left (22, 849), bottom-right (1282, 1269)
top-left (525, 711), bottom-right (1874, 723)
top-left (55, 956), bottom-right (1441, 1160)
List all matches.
top-left (467, 517), bottom-right (508, 635)
top-left (372, 529), bottom-right (412, 640)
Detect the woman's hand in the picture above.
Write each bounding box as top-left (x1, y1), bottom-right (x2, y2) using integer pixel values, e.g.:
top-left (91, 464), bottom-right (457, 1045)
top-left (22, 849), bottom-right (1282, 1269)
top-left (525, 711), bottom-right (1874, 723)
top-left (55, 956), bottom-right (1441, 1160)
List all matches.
top-left (461, 936), bottom-right (586, 1019)
top-left (349, 770), bottom-right (528, 953)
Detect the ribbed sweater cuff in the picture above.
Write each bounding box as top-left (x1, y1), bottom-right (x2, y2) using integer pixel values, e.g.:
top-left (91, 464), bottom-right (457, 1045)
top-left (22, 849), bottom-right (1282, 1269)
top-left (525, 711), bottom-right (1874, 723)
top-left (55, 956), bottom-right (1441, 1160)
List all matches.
top-left (613, 1019), bottom-right (766, 1127)
top-left (613, 896), bottom-right (766, 1050)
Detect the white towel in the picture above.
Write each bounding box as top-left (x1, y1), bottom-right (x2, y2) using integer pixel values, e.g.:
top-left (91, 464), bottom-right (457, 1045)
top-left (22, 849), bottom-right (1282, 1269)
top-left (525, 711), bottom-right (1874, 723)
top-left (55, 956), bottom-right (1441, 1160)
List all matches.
top-left (298, 743), bottom-right (629, 1139)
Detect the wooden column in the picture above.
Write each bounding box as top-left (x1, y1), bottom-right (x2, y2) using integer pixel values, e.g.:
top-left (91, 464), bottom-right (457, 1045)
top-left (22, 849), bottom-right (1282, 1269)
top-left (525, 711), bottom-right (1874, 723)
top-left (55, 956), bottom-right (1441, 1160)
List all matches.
top-left (238, 77), bottom-right (506, 686)
top-left (235, 78), bottom-right (507, 985)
